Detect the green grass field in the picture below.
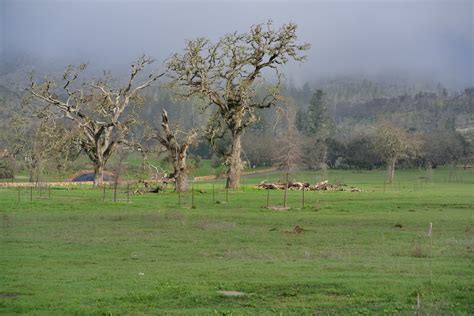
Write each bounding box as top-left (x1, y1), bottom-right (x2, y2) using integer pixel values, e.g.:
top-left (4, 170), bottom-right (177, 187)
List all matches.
top-left (1, 168), bottom-right (473, 314)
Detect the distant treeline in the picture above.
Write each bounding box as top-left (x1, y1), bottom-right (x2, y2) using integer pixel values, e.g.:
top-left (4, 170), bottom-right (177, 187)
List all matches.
top-left (0, 61), bottom-right (472, 179)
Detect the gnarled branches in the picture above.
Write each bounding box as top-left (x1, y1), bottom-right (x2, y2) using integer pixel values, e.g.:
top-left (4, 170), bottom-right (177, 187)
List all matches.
top-left (29, 56), bottom-right (164, 185)
top-left (167, 21), bottom-right (309, 188)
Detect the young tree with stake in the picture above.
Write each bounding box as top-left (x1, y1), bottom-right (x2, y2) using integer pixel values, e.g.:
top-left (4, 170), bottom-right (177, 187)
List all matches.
top-left (274, 97), bottom-right (302, 207)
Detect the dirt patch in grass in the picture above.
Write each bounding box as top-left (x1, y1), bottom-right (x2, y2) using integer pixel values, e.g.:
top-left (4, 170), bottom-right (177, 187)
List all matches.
top-left (0, 293), bottom-right (20, 299)
top-left (137, 211), bottom-right (186, 224)
top-left (268, 206), bottom-right (290, 211)
top-left (285, 225), bottom-right (304, 234)
top-left (196, 219), bottom-right (237, 231)
top-left (217, 290), bottom-right (246, 297)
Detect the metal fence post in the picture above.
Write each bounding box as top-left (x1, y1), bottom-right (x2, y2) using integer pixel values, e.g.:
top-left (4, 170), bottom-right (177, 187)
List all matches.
top-left (302, 189), bottom-right (305, 209)
top-left (127, 183), bottom-right (130, 203)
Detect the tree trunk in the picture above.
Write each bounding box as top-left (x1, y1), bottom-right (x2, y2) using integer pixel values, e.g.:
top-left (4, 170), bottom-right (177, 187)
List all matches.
top-left (157, 109), bottom-right (195, 192)
top-left (283, 169), bottom-right (289, 208)
top-left (226, 132), bottom-right (242, 189)
top-left (426, 161), bottom-right (433, 181)
top-left (320, 146), bottom-right (328, 178)
top-left (174, 169), bottom-right (188, 192)
top-left (387, 157), bottom-right (396, 183)
top-left (94, 161), bottom-right (104, 187)
top-left (173, 153), bottom-right (188, 192)
top-left (448, 162), bottom-right (456, 182)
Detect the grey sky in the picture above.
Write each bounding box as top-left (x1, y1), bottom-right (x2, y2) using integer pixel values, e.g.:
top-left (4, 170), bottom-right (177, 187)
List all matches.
top-left (1, 0), bottom-right (472, 89)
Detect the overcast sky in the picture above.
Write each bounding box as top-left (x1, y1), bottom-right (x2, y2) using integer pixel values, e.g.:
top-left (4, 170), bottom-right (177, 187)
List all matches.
top-left (1, 0), bottom-right (472, 89)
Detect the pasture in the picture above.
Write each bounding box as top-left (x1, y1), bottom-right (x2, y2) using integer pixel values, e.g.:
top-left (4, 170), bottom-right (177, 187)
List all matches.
top-left (1, 168), bottom-right (473, 314)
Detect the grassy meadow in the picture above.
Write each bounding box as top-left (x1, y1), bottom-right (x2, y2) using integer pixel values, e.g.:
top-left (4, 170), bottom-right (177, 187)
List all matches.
top-left (1, 167), bottom-right (473, 314)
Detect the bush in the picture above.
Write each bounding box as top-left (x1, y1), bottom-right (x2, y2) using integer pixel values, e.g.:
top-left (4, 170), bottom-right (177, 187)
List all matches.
top-left (192, 156), bottom-right (202, 169)
top-left (0, 160), bottom-right (14, 179)
top-left (210, 154), bottom-right (223, 168)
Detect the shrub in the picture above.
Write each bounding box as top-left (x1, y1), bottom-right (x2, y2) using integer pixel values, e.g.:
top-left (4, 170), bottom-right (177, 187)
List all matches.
top-left (0, 160), bottom-right (14, 179)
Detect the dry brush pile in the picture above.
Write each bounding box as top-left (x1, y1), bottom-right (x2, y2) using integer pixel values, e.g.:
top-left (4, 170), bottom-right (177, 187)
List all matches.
top-left (254, 180), bottom-right (363, 192)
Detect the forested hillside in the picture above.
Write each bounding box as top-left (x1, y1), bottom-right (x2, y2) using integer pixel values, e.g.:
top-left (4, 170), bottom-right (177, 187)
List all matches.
top-left (0, 56), bottom-right (472, 181)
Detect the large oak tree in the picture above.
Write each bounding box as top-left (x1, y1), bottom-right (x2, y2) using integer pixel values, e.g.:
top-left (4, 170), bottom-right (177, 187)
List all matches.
top-left (30, 56), bottom-right (164, 186)
top-left (167, 21), bottom-right (309, 188)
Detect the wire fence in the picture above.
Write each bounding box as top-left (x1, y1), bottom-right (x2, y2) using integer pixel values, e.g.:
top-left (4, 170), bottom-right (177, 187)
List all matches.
top-left (0, 174), bottom-right (470, 210)
top-left (0, 180), bottom-right (318, 209)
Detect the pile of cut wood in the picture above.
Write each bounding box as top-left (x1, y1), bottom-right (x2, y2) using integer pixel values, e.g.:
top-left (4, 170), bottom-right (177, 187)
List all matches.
top-left (255, 180), bottom-right (310, 190)
top-left (255, 180), bottom-right (363, 192)
top-left (313, 180), bottom-right (341, 191)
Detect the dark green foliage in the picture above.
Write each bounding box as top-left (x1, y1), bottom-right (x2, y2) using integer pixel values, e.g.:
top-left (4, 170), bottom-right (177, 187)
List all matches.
top-left (299, 90), bottom-right (333, 137)
top-left (326, 138), bottom-right (346, 168)
top-left (345, 136), bottom-right (383, 169)
top-left (422, 129), bottom-right (470, 168)
top-left (302, 138), bottom-right (328, 170)
top-left (0, 159), bottom-right (14, 179)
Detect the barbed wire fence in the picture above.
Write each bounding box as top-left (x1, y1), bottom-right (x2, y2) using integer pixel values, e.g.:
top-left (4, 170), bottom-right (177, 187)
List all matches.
top-left (1, 169), bottom-right (472, 210)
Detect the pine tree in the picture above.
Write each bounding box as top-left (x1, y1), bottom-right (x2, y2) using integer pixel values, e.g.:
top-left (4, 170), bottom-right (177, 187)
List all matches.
top-left (304, 90), bottom-right (332, 137)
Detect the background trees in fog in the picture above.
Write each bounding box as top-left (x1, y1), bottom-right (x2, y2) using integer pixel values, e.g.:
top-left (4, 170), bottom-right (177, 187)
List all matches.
top-left (0, 20), bottom-right (472, 183)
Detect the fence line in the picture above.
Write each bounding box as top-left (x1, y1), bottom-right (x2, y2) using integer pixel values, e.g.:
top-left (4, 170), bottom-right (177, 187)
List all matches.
top-left (0, 183), bottom-right (322, 209)
top-left (2, 176), bottom-right (468, 209)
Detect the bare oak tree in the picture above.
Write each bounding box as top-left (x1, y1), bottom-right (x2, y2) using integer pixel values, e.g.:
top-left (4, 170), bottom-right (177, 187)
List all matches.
top-left (29, 56), bottom-right (164, 186)
top-left (148, 109), bottom-right (197, 192)
top-left (28, 118), bottom-right (81, 183)
top-left (167, 21), bottom-right (309, 188)
top-left (5, 112), bottom-right (80, 183)
top-left (374, 121), bottom-right (417, 183)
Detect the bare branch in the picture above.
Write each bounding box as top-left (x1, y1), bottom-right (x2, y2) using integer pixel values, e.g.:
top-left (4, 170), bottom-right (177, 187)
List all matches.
top-left (28, 56), bottom-right (163, 185)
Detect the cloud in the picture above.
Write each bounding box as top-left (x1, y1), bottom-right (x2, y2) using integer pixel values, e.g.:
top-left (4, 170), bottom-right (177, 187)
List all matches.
top-left (2, 0), bottom-right (472, 88)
